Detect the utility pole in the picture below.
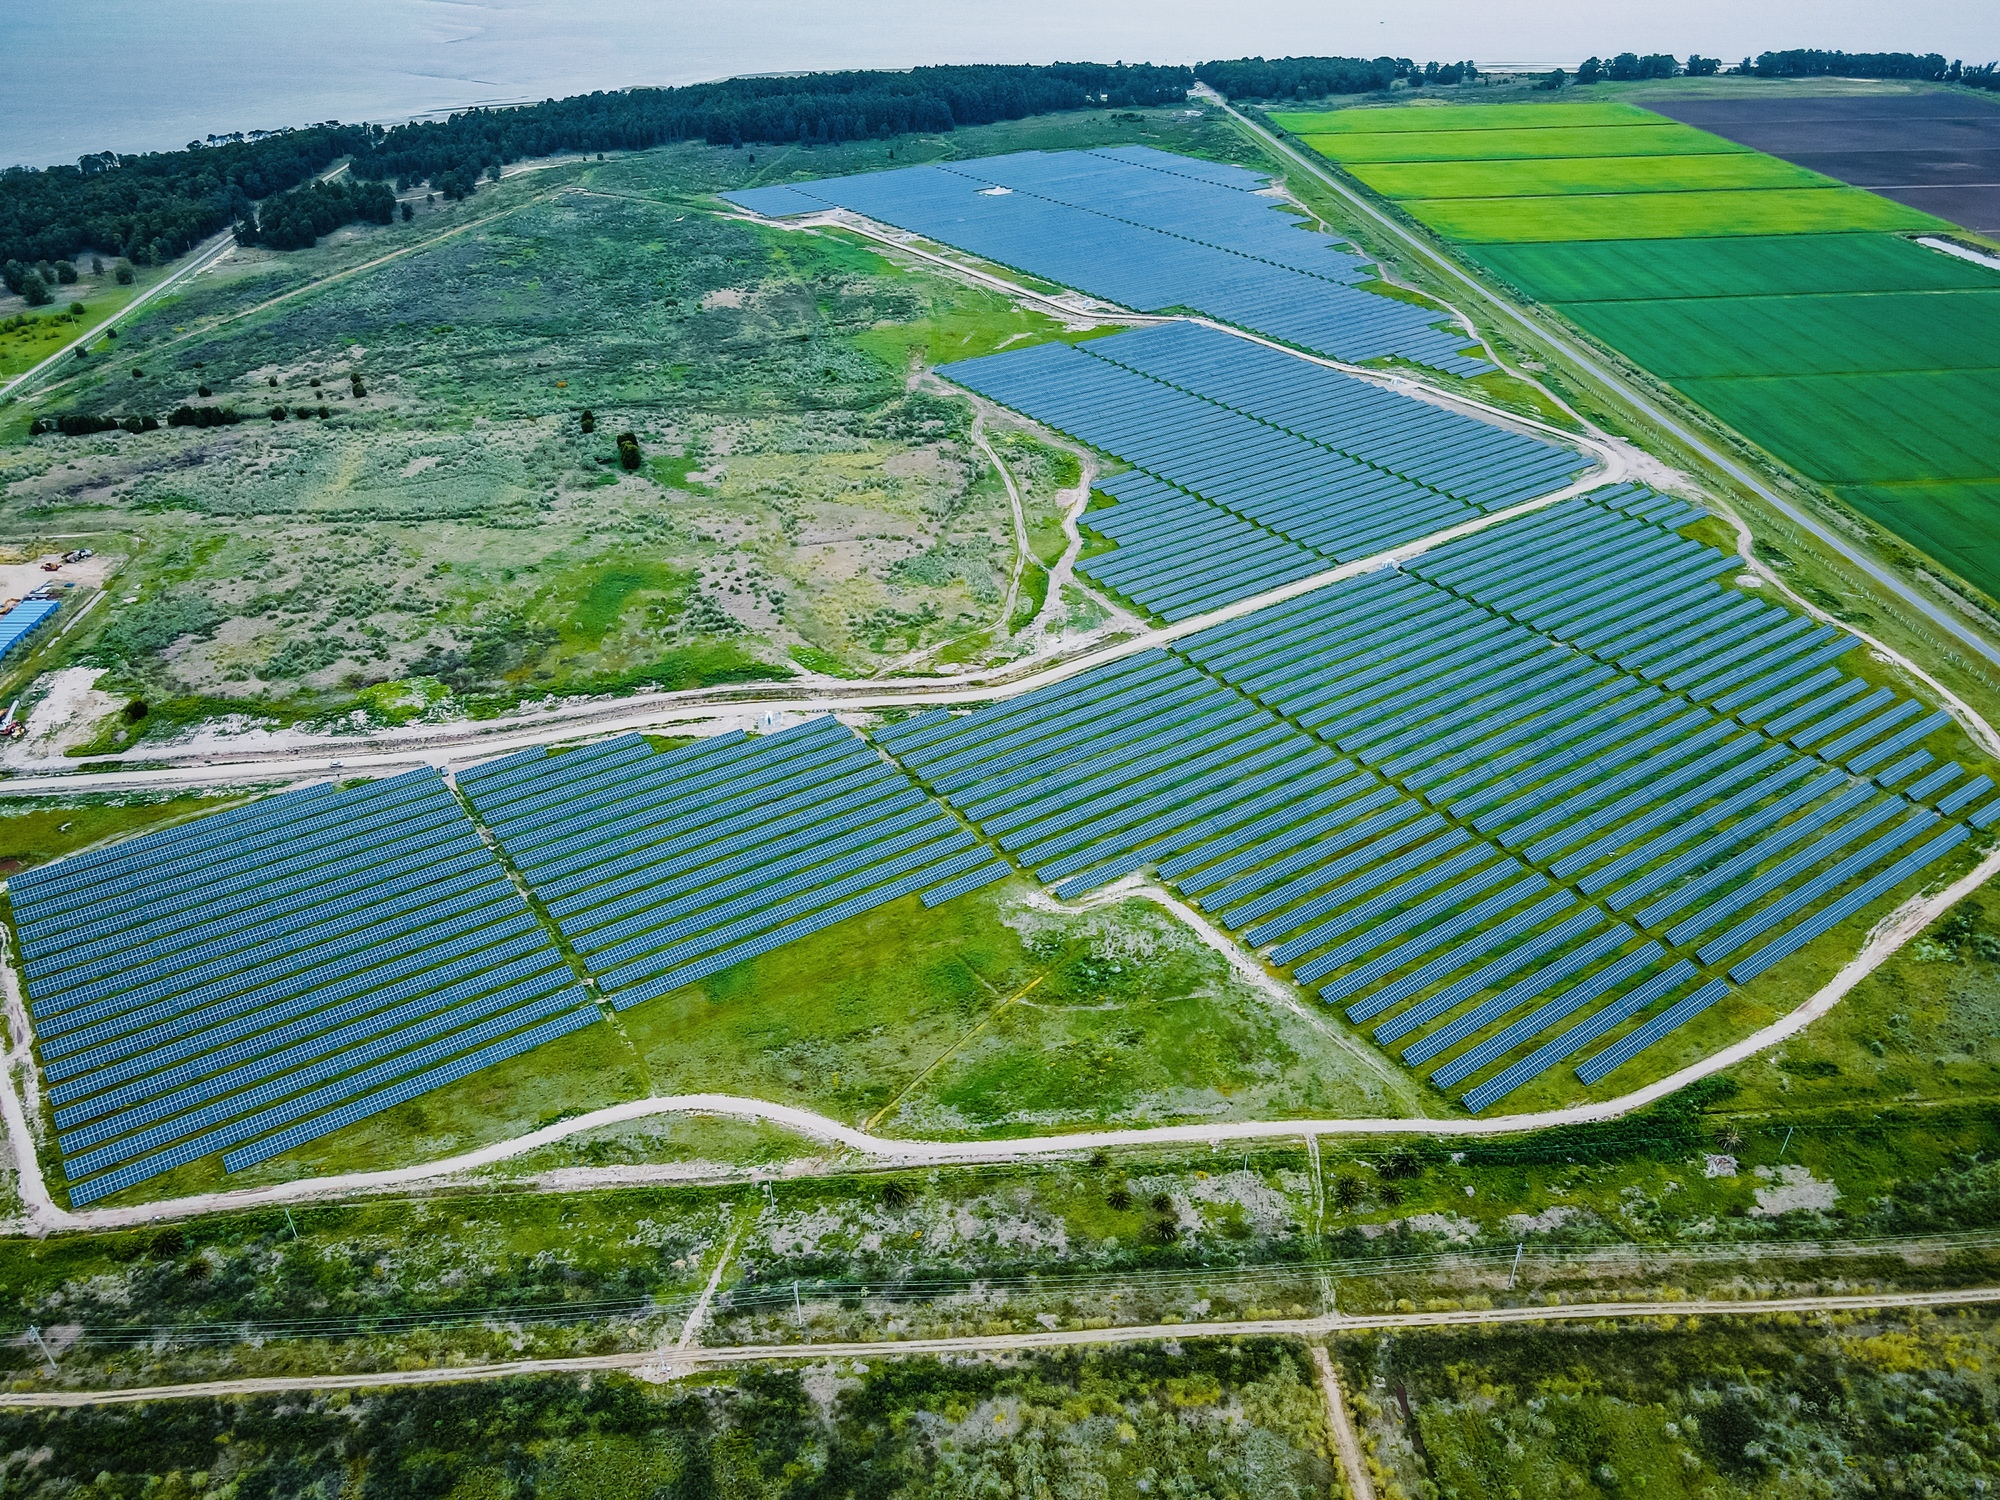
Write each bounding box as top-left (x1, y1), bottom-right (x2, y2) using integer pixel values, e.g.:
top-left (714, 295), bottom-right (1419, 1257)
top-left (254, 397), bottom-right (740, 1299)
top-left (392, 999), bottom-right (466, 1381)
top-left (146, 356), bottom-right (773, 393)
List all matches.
top-left (284, 1208), bottom-right (300, 1240)
top-left (25, 1325), bottom-right (57, 1375)
top-left (1508, 1243), bottom-right (1524, 1290)
top-left (792, 1280), bottom-right (804, 1327)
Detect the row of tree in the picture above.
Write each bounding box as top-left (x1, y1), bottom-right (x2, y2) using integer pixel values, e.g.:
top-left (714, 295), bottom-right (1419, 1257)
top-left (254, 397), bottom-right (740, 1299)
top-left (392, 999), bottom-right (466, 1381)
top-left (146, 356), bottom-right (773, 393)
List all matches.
top-left (0, 64), bottom-right (1193, 267)
top-left (1743, 50), bottom-right (1999, 89)
top-left (1189, 57), bottom-right (1485, 98)
top-left (7, 49), bottom-right (1996, 270)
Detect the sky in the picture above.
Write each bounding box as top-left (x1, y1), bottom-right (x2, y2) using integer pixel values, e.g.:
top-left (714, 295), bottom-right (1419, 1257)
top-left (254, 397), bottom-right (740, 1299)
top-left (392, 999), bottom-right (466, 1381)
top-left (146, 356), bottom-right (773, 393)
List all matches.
top-left (4, 0), bottom-right (1996, 167)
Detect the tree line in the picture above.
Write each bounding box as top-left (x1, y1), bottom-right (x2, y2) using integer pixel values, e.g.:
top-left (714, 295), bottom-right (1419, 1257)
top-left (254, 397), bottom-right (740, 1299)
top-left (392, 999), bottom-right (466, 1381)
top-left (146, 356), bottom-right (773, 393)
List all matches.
top-left (0, 63), bottom-right (1190, 266)
top-left (6, 48), bottom-right (1994, 271)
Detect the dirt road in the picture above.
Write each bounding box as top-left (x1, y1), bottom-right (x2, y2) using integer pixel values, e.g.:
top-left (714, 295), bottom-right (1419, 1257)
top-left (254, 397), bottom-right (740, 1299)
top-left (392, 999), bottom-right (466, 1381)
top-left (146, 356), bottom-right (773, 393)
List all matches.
top-left (11, 1282), bottom-right (2000, 1409)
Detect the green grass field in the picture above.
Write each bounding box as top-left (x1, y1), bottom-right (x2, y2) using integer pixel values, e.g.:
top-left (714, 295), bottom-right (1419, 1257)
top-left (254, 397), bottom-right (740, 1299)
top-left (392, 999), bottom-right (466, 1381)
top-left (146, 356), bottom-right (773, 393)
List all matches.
top-left (1469, 232), bottom-right (2000, 301)
top-left (1402, 187), bottom-right (1942, 243)
top-left (1841, 481), bottom-right (2000, 596)
top-left (1560, 290), bottom-right (2000, 377)
top-left (1297, 122), bottom-right (1746, 163)
top-left (1272, 100), bottom-right (1670, 134)
top-left (1346, 151), bottom-right (1835, 200)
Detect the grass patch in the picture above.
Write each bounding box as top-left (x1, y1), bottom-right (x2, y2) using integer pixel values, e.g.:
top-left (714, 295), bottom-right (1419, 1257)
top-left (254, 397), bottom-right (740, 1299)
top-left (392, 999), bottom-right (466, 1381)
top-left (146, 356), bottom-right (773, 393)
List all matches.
top-left (1401, 186), bottom-right (1942, 243)
top-left (1841, 481), bottom-right (2000, 604)
top-left (1468, 231), bottom-right (1999, 302)
top-left (1558, 289), bottom-right (2000, 377)
top-left (1346, 151), bottom-right (1836, 200)
top-left (613, 878), bottom-right (1418, 1135)
top-left (1298, 123), bottom-right (1747, 163)
top-left (1008, 560), bottom-right (1049, 632)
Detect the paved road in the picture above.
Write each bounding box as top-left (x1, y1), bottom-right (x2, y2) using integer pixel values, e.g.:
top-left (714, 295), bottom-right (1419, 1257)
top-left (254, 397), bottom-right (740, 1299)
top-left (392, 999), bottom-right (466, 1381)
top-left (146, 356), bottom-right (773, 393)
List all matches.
top-left (11, 1282), bottom-right (2000, 1408)
top-left (0, 231), bottom-right (238, 403)
top-left (1208, 91), bottom-right (2000, 674)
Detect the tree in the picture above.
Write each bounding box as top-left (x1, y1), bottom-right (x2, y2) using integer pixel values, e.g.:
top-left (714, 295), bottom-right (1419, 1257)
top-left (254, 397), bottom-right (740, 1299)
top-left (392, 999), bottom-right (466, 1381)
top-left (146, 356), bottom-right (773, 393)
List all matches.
top-left (616, 431), bottom-right (642, 470)
top-left (400, 200), bottom-right (412, 221)
top-left (20, 270), bottom-right (51, 306)
top-left (55, 260), bottom-right (76, 283)
top-left (1538, 68), bottom-right (1568, 90)
top-left (114, 261), bottom-right (134, 284)
top-left (1687, 54), bottom-right (1722, 76)
top-left (1577, 56), bottom-right (1605, 83)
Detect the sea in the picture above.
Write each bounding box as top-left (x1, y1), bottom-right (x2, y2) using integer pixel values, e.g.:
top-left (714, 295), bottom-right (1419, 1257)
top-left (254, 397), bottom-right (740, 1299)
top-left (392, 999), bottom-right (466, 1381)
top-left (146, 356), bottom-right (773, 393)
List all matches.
top-left (4, 0), bottom-right (1992, 170)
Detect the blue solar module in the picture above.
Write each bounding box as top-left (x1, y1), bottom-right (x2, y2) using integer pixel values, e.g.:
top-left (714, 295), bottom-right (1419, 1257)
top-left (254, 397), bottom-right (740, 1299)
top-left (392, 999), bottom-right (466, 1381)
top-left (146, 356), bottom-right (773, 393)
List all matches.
top-left (1573, 979), bottom-right (1728, 1085)
top-left (20, 768), bottom-right (594, 1206)
top-left (723, 148), bottom-right (1493, 374)
top-left (1460, 959), bottom-right (1698, 1112)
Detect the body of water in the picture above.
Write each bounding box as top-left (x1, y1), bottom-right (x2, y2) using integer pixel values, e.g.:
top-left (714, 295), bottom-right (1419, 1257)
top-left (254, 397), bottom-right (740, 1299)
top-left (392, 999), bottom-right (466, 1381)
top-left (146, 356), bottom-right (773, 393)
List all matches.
top-left (4, 0), bottom-right (1993, 169)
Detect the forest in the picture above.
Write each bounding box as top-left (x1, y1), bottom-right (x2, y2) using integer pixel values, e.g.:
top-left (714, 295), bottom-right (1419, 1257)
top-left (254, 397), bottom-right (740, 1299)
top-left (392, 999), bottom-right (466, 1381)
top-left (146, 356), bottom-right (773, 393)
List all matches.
top-left (0, 62), bottom-right (1193, 266)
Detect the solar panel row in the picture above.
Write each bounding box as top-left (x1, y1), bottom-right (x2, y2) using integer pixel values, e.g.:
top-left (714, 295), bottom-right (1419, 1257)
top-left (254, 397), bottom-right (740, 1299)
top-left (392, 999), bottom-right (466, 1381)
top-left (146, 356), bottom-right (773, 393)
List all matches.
top-left (14, 769), bottom-right (596, 1206)
top-left (459, 718), bottom-right (992, 1009)
top-left (722, 146), bottom-right (1493, 374)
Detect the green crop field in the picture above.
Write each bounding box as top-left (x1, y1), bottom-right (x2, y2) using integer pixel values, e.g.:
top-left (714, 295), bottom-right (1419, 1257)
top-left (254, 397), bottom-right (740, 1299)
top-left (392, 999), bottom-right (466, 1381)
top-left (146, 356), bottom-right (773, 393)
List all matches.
top-left (1296, 122), bottom-right (1747, 162)
top-left (1677, 369), bottom-right (2000, 486)
top-left (1401, 186), bottom-right (1943, 243)
top-left (1841, 481), bottom-right (2000, 602)
top-left (1272, 100), bottom-right (1668, 133)
top-left (1294, 94), bottom-right (2000, 601)
top-left (1346, 151), bottom-right (1835, 200)
top-left (1560, 290), bottom-right (2000, 377)
top-left (1469, 232), bottom-right (2000, 301)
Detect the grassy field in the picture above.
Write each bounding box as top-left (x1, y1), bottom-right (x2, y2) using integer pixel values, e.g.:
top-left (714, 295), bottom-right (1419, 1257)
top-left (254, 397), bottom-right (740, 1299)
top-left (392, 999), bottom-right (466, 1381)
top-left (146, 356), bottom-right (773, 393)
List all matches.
top-left (0, 264), bottom-right (172, 381)
top-left (0, 1344), bottom-right (1335, 1498)
top-left (1346, 1308), bottom-right (2000, 1498)
top-left (0, 790), bottom-right (248, 874)
top-left (0, 106), bottom-right (1246, 749)
top-left (1678, 369), bottom-right (2000, 484)
top-left (1470, 231), bottom-right (2000, 301)
top-left (1402, 186), bottom-right (1942, 243)
top-left (615, 877), bottom-right (1425, 1134)
top-left (1273, 100), bottom-right (1672, 133)
top-left (1562, 290), bottom-right (2000, 377)
top-left (1346, 151), bottom-right (1836, 199)
top-left (1295, 122), bottom-right (1746, 163)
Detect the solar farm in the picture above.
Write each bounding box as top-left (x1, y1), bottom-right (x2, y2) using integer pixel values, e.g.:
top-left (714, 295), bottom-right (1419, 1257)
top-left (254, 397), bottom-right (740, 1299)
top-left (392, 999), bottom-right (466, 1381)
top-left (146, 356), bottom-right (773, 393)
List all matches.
top-left (723, 145), bottom-right (1496, 376)
top-left (6, 135), bottom-right (1994, 1210)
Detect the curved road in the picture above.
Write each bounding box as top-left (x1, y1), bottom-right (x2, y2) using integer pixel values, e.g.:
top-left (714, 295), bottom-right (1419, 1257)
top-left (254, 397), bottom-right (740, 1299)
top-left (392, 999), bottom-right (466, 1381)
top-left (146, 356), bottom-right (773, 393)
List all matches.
top-left (9, 1282), bottom-right (2000, 1408)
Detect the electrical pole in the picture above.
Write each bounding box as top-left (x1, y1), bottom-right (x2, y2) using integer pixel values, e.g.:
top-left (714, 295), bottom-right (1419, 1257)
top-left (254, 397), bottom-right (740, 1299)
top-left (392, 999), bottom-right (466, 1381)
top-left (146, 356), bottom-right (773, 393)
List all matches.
top-left (25, 1325), bottom-right (57, 1375)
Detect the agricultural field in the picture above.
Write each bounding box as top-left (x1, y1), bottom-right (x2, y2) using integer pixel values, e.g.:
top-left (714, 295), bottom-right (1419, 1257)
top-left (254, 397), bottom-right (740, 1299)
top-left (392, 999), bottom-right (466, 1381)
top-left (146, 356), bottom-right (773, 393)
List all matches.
top-left (1283, 92), bottom-right (2000, 602)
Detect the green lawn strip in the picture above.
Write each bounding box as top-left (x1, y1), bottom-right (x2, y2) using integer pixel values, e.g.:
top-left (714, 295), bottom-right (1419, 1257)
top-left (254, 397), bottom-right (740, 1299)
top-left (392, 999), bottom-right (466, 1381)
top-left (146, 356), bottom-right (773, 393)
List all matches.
top-left (1298, 123), bottom-right (1748, 163)
top-left (1346, 151), bottom-right (1839, 200)
top-left (1271, 101), bottom-right (1669, 134)
top-left (1008, 560), bottom-right (1049, 632)
top-left (1556, 290), bottom-right (2000, 378)
top-left (1467, 232), bottom-right (2000, 302)
top-left (1400, 186), bottom-right (1943, 243)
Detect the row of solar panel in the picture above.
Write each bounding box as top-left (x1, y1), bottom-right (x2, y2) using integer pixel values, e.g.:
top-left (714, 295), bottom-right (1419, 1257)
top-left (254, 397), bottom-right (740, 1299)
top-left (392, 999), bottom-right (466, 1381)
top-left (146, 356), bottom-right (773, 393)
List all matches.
top-left (15, 770), bottom-right (599, 1206)
top-left (459, 718), bottom-right (998, 1007)
top-left (721, 146), bottom-right (1491, 374)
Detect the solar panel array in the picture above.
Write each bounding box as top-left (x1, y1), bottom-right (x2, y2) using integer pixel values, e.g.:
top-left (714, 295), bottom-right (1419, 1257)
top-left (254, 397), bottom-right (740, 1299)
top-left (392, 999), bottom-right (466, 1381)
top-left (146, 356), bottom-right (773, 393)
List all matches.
top-left (12, 768), bottom-right (598, 1206)
top-left (458, 717), bottom-right (1006, 1011)
top-left (0, 598), bottom-right (60, 662)
top-left (940, 323), bottom-right (1590, 619)
top-left (876, 487), bottom-right (1981, 1113)
top-left (722, 145), bottom-right (1494, 376)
